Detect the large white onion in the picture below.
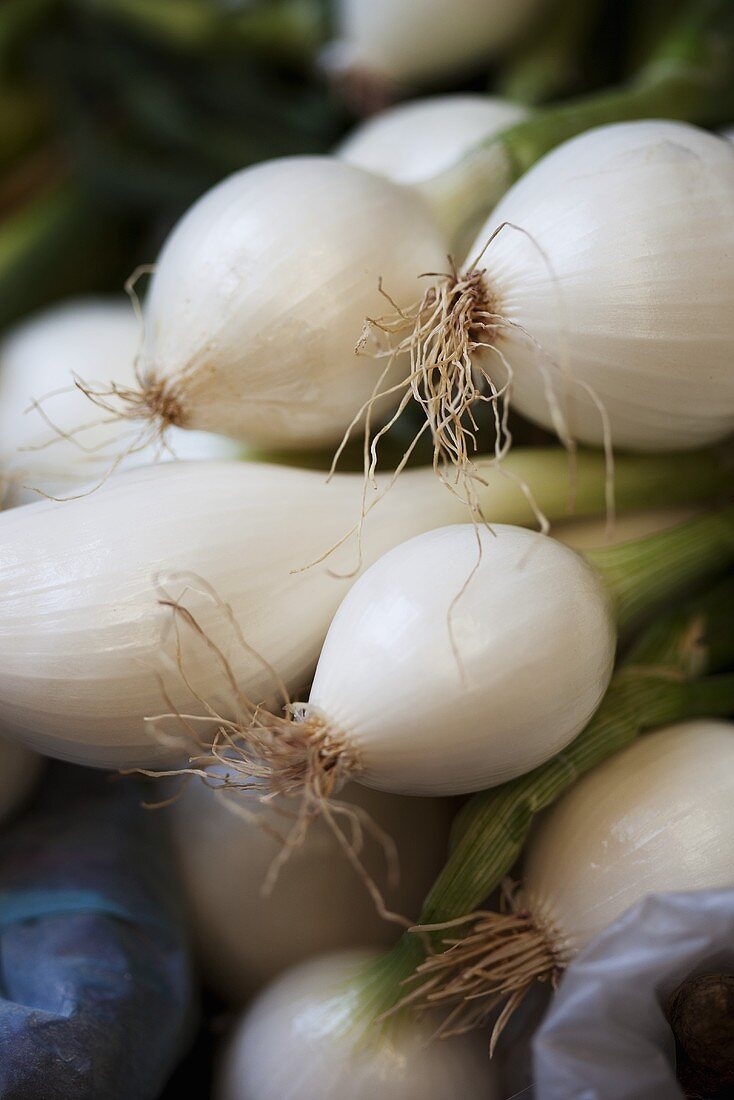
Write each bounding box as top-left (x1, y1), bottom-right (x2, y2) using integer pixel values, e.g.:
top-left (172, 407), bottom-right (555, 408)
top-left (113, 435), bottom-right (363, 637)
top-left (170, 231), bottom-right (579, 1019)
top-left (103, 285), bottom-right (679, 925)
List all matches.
top-left (326, 0), bottom-right (548, 87)
top-left (304, 524), bottom-right (614, 795)
top-left (463, 120), bottom-right (734, 451)
top-left (139, 157), bottom-right (446, 449)
top-left (215, 951), bottom-right (499, 1100)
top-left (169, 779), bottom-right (453, 1002)
top-left (524, 720), bottom-right (734, 961)
top-left (0, 299), bottom-right (238, 505)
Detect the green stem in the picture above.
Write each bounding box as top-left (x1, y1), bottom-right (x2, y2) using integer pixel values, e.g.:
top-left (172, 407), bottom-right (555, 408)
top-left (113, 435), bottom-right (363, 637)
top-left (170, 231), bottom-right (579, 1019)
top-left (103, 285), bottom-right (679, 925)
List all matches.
top-left (497, 0), bottom-right (603, 105)
top-left (423, 0), bottom-right (734, 238)
top-left (356, 578), bottom-right (734, 1018)
top-left (587, 505), bottom-right (734, 629)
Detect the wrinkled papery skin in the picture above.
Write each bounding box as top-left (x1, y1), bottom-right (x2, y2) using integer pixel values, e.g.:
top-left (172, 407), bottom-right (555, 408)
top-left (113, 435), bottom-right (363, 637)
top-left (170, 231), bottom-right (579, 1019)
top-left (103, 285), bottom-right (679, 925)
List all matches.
top-left (331, 0), bottom-right (548, 84)
top-left (524, 721), bottom-right (734, 960)
top-left (0, 460), bottom-right (474, 768)
top-left (216, 951), bottom-right (499, 1100)
top-left (472, 121), bottom-right (734, 450)
top-left (169, 778), bottom-right (454, 1003)
top-left (309, 524), bottom-right (615, 795)
top-left (143, 156), bottom-right (447, 448)
top-left (0, 765), bottom-right (194, 1100)
top-left (0, 300), bottom-right (237, 505)
top-left (339, 94), bottom-right (527, 187)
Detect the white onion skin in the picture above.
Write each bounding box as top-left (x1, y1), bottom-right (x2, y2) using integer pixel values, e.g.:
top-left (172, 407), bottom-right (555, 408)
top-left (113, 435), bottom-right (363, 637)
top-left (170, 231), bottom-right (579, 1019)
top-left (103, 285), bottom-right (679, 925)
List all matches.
top-left (524, 721), bottom-right (734, 962)
top-left (470, 121), bottom-right (734, 450)
top-left (169, 780), bottom-right (453, 1002)
top-left (329, 0), bottom-right (548, 85)
top-left (0, 460), bottom-right (484, 768)
top-left (338, 94), bottom-right (527, 188)
top-left (142, 157), bottom-right (447, 448)
top-left (0, 299), bottom-right (237, 505)
top-left (216, 951), bottom-right (500, 1100)
top-left (0, 738), bottom-right (42, 824)
top-left (309, 524), bottom-right (615, 795)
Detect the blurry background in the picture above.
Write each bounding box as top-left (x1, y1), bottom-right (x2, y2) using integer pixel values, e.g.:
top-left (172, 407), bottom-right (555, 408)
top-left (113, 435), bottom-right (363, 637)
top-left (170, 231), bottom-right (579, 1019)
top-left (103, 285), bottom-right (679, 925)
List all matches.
top-left (0, 0), bottom-right (685, 335)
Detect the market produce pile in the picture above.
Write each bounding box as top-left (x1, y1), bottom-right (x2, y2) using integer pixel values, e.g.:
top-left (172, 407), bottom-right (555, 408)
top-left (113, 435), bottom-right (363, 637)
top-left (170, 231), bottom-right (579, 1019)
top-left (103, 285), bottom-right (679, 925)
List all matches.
top-left (1, 1), bottom-right (733, 1097)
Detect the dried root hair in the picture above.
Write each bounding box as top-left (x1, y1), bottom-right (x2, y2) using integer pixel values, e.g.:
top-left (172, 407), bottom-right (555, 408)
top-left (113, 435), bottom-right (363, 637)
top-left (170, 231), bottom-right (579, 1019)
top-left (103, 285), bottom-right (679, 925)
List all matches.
top-left (389, 885), bottom-right (561, 1054)
top-left (134, 572), bottom-right (410, 928)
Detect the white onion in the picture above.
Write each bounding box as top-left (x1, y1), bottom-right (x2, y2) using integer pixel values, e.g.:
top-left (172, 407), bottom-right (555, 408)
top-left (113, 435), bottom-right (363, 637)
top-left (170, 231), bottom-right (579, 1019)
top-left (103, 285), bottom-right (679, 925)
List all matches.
top-left (0, 299), bottom-right (238, 505)
top-left (0, 738), bottom-right (41, 824)
top-left (524, 720), bottom-right (734, 960)
top-left (138, 157), bottom-right (446, 449)
top-left (169, 778), bottom-right (453, 1002)
top-left (462, 120), bottom-right (734, 451)
top-left (215, 951), bottom-right (499, 1100)
top-left (325, 0), bottom-right (548, 87)
top-left (301, 523), bottom-right (614, 795)
top-left (338, 94), bottom-right (528, 248)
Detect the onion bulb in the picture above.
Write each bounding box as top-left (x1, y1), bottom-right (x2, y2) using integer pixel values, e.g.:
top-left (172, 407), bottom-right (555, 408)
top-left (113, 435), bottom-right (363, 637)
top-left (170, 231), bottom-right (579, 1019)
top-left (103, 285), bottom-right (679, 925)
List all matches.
top-left (0, 449), bottom-right (723, 769)
top-left (126, 157), bottom-right (445, 450)
top-left (215, 950), bottom-right (499, 1100)
top-left (407, 720), bottom-right (734, 1040)
top-left (168, 778), bottom-right (453, 1002)
top-left (0, 299), bottom-right (238, 505)
top-left (369, 120), bottom-right (734, 469)
top-left (338, 94), bottom-right (528, 248)
top-left (324, 0), bottom-right (549, 89)
top-left (523, 720), bottom-right (734, 959)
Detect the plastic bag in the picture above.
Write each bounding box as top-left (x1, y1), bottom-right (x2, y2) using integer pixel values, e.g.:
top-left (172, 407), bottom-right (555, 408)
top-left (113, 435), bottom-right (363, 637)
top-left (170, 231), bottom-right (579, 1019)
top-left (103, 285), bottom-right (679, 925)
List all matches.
top-left (0, 764), bottom-right (196, 1099)
top-left (532, 889), bottom-right (734, 1100)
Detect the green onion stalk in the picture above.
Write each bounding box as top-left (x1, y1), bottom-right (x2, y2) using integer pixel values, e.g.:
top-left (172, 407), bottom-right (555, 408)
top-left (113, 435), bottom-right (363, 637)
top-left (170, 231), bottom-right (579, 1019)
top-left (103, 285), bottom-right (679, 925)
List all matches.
top-left (353, 556), bottom-right (734, 1026)
top-left (423, 0), bottom-right (734, 237)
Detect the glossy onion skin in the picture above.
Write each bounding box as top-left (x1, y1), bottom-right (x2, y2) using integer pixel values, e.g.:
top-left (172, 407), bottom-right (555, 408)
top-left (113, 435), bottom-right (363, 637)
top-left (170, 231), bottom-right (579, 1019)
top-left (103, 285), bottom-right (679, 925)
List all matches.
top-left (471, 121), bottom-right (734, 450)
top-left (524, 721), bottom-right (734, 960)
top-left (143, 157), bottom-right (447, 448)
top-left (216, 951), bottom-right (499, 1100)
top-left (309, 524), bottom-right (615, 795)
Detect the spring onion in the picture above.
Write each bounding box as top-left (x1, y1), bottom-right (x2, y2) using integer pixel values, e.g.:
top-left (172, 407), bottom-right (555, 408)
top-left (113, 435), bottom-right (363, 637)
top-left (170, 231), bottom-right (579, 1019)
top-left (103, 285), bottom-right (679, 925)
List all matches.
top-left (215, 950), bottom-right (499, 1100)
top-left (0, 447), bottom-right (723, 768)
top-left (168, 777), bottom-right (454, 1003)
top-left (0, 298), bottom-right (238, 505)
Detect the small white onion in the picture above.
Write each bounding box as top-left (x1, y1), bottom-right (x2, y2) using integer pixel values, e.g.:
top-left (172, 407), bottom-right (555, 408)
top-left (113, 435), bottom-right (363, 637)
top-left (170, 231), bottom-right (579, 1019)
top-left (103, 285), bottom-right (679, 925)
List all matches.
top-left (524, 720), bottom-right (734, 960)
top-left (326, 0), bottom-right (548, 86)
top-left (0, 738), bottom-right (42, 824)
top-left (466, 120), bottom-right (734, 451)
top-left (140, 157), bottom-right (446, 448)
top-left (0, 299), bottom-right (238, 505)
top-left (215, 950), bottom-right (500, 1100)
top-left (338, 94), bottom-right (528, 252)
top-left (306, 523), bottom-right (614, 795)
top-left (169, 779), bottom-right (453, 1002)
top-left (338, 93), bottom-right (527, 189)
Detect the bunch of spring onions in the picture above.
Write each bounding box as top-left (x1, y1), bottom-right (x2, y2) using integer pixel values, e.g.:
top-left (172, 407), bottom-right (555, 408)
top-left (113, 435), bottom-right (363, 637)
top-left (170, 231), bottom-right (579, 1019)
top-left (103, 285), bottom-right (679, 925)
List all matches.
top-left (77, 0), bottom-right (734, 457)
top-left (220, 577), bottom-right (734, 1092)
top-left (0, 450), bottom-right (727, 768)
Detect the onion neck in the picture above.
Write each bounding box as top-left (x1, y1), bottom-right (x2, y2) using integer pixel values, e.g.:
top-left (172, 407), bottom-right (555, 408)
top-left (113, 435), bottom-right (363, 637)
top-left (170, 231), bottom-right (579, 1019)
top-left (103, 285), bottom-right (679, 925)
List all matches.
top-left (587, 505), bottom-right (734, 630)
top-left (419, 0), bottom-right (734, 246)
